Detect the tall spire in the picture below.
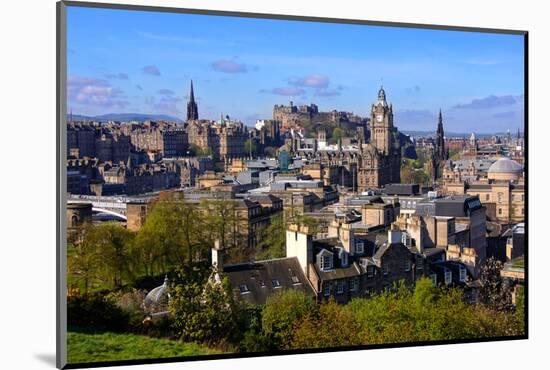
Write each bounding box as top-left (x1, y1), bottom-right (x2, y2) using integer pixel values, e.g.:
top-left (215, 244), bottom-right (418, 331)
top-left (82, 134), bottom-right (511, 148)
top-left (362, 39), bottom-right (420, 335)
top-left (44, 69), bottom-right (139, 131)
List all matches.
top-left (190, 80), bottom-right (195, 103)
top-left (435, 108), bottom-right (446, 161)
top-left (376, 85), bottom-right (388, 108)
top-left (437, 109), bottom-right (444, 133)
top-left (186, 80), bottom-right (199, 121)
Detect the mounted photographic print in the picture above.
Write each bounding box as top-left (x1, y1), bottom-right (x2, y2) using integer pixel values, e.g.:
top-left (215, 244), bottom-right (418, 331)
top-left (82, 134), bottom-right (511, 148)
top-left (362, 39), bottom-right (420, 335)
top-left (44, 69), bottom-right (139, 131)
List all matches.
top-left (57, 1), bottom-right (528, 368)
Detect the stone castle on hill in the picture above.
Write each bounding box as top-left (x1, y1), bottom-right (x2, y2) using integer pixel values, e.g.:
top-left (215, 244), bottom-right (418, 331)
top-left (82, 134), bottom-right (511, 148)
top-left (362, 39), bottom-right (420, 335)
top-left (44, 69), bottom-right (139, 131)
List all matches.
top-left (273, 101), bottom-right (367, 134)
top-left (285, 87), bottom-right (402, 191)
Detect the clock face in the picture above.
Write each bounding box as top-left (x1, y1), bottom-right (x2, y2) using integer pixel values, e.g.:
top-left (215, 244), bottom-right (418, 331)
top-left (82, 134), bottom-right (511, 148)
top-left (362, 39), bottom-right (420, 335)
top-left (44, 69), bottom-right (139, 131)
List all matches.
top-left (376, 114), bottom-right (383, 123)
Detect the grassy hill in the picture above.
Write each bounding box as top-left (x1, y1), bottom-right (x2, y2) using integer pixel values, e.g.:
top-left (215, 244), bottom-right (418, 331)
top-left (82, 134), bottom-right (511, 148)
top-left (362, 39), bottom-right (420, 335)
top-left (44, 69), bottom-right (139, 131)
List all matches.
top-left (67, 331), bottom-right (219, 364)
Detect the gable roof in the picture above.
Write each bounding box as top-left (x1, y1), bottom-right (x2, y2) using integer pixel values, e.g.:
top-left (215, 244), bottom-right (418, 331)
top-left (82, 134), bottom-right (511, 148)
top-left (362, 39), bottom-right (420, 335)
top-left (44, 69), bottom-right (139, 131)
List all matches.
top-left (222, 257), bottom-right (315, 305)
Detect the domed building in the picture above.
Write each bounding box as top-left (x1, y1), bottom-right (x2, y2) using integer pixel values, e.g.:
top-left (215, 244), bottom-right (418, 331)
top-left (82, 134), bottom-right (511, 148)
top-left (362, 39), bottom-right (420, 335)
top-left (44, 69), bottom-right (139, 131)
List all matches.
top-left (487, 157), bottom-right (523, 181)
top-left (143, 275), bottom-right (170, 315)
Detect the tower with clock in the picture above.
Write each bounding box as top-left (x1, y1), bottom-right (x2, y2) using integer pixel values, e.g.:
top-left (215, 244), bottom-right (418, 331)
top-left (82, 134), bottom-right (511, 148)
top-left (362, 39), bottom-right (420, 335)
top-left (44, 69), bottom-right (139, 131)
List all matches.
top-left (370, 86), bottom-right (394, 156)
top-left (357, 87), bottom-right (401, 191)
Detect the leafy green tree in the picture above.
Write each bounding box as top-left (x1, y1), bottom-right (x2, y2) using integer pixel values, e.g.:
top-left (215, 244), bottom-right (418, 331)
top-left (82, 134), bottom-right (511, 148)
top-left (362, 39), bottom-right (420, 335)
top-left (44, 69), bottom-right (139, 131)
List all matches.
top-left (331, 127), bottom-right (343, 144)
top-left (169, 263), bottom-right (239, 346)
top-left (292, 299), bottom-right (362, 349)
top-left (200, 199), bottom-right (248, 262)
top-left (401, 161), bottom-right (430, 185)
top-left (93, 222), bottom-right (135, 289)
top-left (68, 223), bottom-right (102, 295)
top-left (132, 197), bottom-right (205, 276)
top-left (345, 278), bottom-right (523, 345)
top-left (413, 276), bottom-right (439, 306)
top-left (262, 290), bottom-right (317, 349)
top-left (256, 213), bottom-right (286, 260)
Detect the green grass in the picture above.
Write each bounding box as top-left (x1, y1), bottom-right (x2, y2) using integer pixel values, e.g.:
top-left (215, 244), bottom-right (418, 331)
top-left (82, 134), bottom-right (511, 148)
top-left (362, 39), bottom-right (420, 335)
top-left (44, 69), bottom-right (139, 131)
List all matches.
top-left (67, 331), bottom-right (219, 364)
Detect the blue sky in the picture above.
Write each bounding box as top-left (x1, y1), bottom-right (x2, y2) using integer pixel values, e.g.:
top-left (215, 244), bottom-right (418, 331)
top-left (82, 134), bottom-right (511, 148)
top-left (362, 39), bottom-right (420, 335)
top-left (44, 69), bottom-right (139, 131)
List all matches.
top-left (67, 6), bottom-right (525, 133)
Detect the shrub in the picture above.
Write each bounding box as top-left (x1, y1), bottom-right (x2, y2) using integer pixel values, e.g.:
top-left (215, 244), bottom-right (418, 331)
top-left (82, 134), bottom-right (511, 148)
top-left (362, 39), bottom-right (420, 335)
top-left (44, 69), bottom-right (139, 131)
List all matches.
top-left (67, 294), bottom-right (129, 332)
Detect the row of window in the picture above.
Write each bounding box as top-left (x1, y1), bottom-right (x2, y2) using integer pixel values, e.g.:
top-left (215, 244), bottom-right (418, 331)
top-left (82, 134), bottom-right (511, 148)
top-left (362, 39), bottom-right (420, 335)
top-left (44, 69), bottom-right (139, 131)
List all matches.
top-left (323, 278), bottom-right (358, 297)
top-left (431, 266), bottom-right (467, 287)
top-left (479, 193), bottom-right (524, 202)
top-left (239, 270), bottom-right (303, 294)
top-left (239, 279), bottom-right (281, 294)
top-left (498, 207), bottom-right (524, 216)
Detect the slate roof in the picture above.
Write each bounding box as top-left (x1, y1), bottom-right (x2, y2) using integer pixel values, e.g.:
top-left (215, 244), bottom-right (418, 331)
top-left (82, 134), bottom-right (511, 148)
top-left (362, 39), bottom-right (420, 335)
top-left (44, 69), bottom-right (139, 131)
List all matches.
top-left (313, 262), bottom-right (362, 280)
top-left (223, 257), bottom-right (315, 305)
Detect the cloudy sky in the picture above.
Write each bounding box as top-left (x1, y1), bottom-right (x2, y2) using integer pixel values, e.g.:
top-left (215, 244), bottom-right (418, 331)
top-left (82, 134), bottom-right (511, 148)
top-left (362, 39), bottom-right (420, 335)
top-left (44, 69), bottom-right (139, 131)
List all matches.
top-left (67, 6), bottom-right (525, 133)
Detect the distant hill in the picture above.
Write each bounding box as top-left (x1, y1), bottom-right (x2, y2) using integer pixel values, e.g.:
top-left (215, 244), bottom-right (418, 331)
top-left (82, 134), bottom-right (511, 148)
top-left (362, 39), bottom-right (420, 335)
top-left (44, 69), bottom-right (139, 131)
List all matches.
top-left (402, 130), bottom-right (518, 138)
top-left (68, 113), bottom-right (183, 123)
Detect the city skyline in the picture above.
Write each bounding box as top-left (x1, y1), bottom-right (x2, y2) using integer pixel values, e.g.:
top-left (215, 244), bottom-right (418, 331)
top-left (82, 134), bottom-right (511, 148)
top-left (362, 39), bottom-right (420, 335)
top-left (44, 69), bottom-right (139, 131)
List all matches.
top-left (67, 6), bottom-right (525, 133)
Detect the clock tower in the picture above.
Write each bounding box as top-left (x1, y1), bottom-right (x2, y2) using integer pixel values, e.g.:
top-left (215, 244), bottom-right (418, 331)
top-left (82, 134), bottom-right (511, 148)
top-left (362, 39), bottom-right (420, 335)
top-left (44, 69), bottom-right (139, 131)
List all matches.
top-left (370, 86), bottom-right (394, 155)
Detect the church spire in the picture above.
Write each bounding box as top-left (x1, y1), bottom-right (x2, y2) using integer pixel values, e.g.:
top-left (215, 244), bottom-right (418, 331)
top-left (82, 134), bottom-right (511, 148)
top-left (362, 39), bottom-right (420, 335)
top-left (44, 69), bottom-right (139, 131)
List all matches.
top-left (190, 80), bottom-right (195, 103)
top-left (186, 80), bottom-right (199, 121)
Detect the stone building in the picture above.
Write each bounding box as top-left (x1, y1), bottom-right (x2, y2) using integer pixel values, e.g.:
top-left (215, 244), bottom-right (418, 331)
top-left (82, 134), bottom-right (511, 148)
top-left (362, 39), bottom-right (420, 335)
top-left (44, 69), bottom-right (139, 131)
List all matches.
top-left (285, 223), bottom-right (427, 303)
top-left (214, 215), bottom-right (475, 305)
top-left (273, 101), bottom-right (367, 134)
top-left (95, 129), bottom-right (131, 163)
top-left (393, 194), bottom-right (487, 277)
top-left (443, 158), bottom-right (495, 183)
top-left (67, 122), bottom-right (96, 158)
top-left (126, 201), bottom-right (150, 232)
top-left (130, 121), bottom-right (188, 158)
top-left (361, 196), bottom-right (400, 228)
top-left (357, 87), bottom-right (401, 190)
top-left (187, 119), bottom-right (248, 160)
top-left (67, 202), bottom-right (93, 229)
top-left (283, 88), bottom-right (401, 191)
top-left (212, 242), bottom-right (316, 305)
top-left (254, 119), bottom-right (282, 149)
top-left (444, 157), bottom-right (524, 224)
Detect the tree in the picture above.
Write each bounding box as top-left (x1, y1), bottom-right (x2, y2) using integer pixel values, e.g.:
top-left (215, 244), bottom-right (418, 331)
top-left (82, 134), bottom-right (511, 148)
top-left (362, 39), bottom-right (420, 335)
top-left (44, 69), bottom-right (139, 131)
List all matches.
top-left (292, 299), bottom-right (362, 349)
top-left (68, 223), bottom-right (102, 295)
top-left (256, 213), bottom-right (286, 260)
top-left (413, 276), bottom-right (439, 307)
top-left (401, 159), bottom-right (430, 185)
top-left (93, 222), bottom-right (135, 289)
top-left (345, 278), bottom-right (522, 344)
top-left (200, 199), bottom-right (247, 262)
top-left (261, 290), bottom-right (317, 349)
top-left (479, 257), bottom-right (513, 312)
top-left (331, 127), bottom-right (343, 144)
top-left (132, 197), bottom-right (206, 276)
top-left (169, 263), bottom-right (240, 346)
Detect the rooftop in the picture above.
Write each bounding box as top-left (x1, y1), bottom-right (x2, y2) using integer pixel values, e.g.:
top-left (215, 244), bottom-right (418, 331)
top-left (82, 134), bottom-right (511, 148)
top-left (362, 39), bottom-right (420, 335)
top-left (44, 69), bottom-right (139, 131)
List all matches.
top-left (487, 157), bottom-right (523, 174)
